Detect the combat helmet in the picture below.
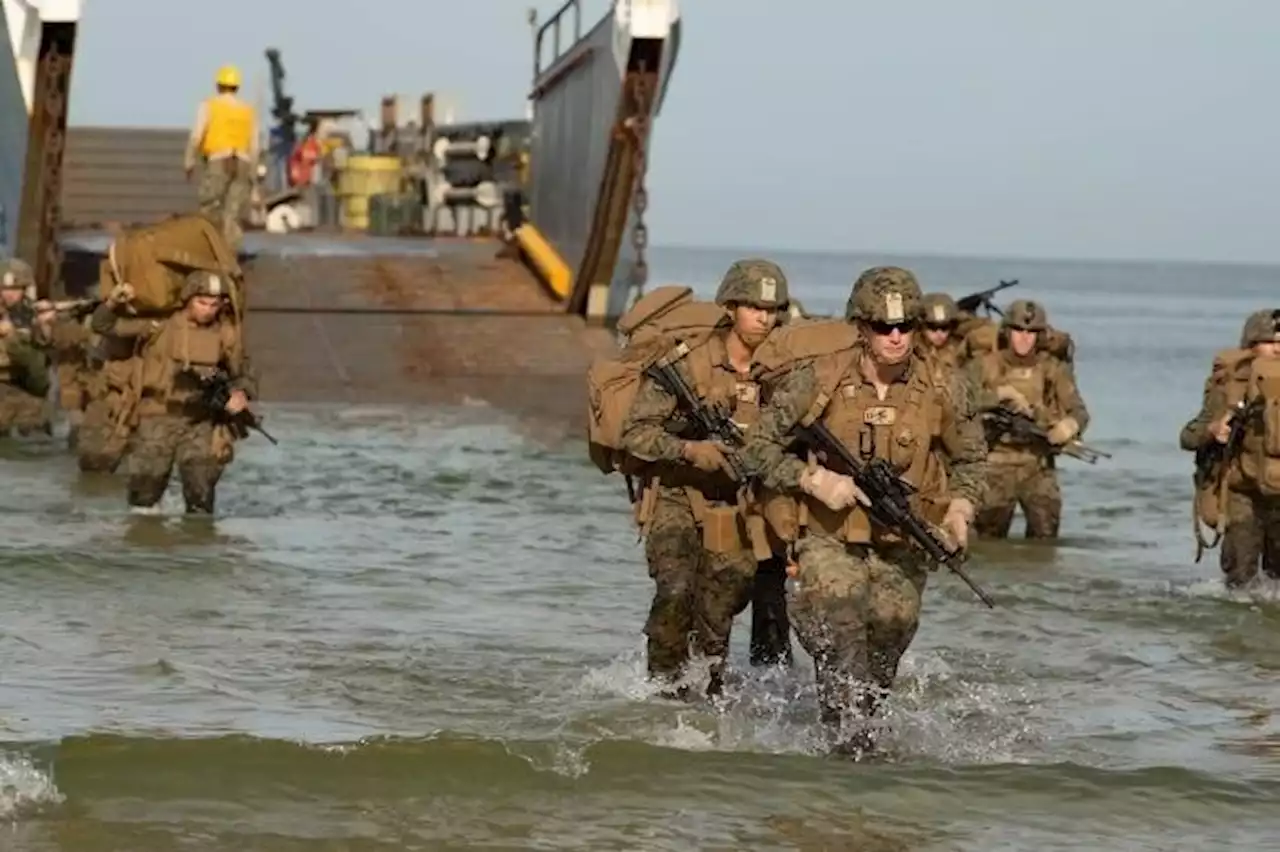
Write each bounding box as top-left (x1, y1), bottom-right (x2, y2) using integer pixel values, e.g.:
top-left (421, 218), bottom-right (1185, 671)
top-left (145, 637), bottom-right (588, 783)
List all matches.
top-left (714, 258), bottom-right (789, 309)
top-left (1240, 309), bottom-right (1280, 347)
top-left (181, 269), bottom-right (233, 302)
top-left (1001, 298), bottom-right (1049, 331)
top-left (845, 266), bottom-right (923, 324)
top-left (921, 292), bottom-right (959, 326)
top-left (1, 258), bottom-right (34, 291)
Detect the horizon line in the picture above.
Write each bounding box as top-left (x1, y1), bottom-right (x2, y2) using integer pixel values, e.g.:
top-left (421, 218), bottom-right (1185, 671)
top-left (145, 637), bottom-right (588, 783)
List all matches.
top-left (652, 240), bottom-right (1280, 270)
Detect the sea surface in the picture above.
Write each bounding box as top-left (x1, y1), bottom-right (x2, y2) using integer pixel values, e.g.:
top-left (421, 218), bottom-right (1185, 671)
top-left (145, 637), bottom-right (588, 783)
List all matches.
top-left (3, 244), bottom-right (1279, 851)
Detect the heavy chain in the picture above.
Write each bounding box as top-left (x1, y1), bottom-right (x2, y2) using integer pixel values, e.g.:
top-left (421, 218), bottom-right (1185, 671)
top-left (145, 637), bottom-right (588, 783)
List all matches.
top-left (33, 42), bottom-right (72, 298)
top-left (626, 74), bottom-right (652, 308)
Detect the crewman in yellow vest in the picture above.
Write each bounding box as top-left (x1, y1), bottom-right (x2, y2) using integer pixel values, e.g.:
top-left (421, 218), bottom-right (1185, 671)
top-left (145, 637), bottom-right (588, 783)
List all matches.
top-left (184, 65), bottom-right (258, 253)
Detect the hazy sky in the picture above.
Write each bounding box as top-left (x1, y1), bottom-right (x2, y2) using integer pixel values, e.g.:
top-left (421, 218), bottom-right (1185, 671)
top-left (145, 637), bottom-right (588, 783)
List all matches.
top-left (66, 0), bottom-right (1280, 263)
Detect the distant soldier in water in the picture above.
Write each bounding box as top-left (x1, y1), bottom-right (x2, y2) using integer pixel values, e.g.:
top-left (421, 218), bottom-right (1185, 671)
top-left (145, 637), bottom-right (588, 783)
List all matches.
top-left (742, 267), bottom-right (985, 755)
top-left (972, 299), bottom-right (1090, 539)
top-left (0, 259), bottom-right (54, 436)
top-left (918, 292), bottom-right (971, 380)
top-left (1180, 309), bottom-right (1280, 587)
top-left (620, 259), bottom-right (796, 698)
top-left (91, 271), bottom-right (258, 513)
top-left (185, 64), bottom-right (258, 253)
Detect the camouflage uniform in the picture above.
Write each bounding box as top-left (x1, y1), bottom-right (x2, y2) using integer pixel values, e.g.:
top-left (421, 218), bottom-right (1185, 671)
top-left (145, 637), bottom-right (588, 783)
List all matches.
top-left (621, 258), bottom-right (793, 695)
top-left (742, 267), bottom-right (987, 749)
top-left (47, 313), bottom-right (95, 451)
top-left (198, 162), bottom-right (252, 253)
top-left (1180, 309), bottom-right (1280, 587)
top-left (919, 292), bottom-right (967, 371)
top-left (0, 259), bottom-right (52, 436)
top-left (91, 270), bottom-right (257, 512)
top-left (973, 299), bottom-right (1090, 539)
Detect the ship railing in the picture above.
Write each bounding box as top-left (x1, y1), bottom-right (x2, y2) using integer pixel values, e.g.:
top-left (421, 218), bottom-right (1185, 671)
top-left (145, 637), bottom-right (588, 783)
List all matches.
top-left (533, 0), bottom-right (583, 79)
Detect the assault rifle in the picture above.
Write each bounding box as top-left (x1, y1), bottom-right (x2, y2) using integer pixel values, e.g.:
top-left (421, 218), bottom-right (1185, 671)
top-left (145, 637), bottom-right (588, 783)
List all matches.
top-left (957, 279), bottom-right (1019, 317)
top-left (982, 406), bottom-right (1111, 464)
top-left (1193, 397), bottom-right (1262, 483)
top-left (794, 418), bottom-right (996, 608)
top-left (50, 297), bottom-right (102, 319)
top-left (186, 367), bottom-right (278, 445)
top-left (646, 358), bottom-right (749, 482)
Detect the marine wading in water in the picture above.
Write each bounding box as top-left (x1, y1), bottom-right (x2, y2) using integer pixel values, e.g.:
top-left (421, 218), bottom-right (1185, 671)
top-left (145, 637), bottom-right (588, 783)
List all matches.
top-left (8, 212), bottom-right (272, 514)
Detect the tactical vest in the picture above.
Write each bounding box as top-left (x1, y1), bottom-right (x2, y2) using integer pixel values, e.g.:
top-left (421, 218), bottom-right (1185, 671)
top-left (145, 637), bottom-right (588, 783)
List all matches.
top-left (981, 349), bottom-right (1053, 459)
top-left (798, 349), bottom-right (949, 546)
top-left (139, 315), bottom-right (231, 405)
top-left (665, 334), bottom-right (776, 557)
top-left (1231, 356), bottom-right (1280, 496)
top-left (201, 96), bottom-right (254, 158)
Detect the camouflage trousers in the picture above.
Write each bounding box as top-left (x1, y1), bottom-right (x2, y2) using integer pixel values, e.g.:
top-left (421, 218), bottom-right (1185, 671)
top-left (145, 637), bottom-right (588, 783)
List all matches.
top-left (1220, 490), bottom-right (1280, 589)
top-left (198, 157), bottom-right (252, 254)
top-left (643, 486), bottom-right (760, 696)
top-left (76, 392), bottom-right (130, 473)
top-left (788, 534), bottom-right (927, 742)
top-left (0, 384), bottom-right (51, 436)
top-left (124, 413), bottom-right (226, 513)
top-left (976, 455), bottom-right (1062, 539)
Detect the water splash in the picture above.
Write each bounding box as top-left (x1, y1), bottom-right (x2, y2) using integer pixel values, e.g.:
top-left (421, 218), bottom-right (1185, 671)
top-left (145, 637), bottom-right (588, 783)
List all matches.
top-left (0, 752), bottom-right (62, 820)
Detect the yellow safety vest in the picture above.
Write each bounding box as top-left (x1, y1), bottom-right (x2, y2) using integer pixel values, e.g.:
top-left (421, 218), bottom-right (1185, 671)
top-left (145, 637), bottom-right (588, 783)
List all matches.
top-left (200, 96), bottom-right (254, 157)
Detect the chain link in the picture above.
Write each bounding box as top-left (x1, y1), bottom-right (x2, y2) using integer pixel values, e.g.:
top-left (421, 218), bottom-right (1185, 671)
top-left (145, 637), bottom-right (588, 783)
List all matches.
top-left (34, 46), bottom-right (71, 298)
top-left (626, 73), bottom-right (652, 308)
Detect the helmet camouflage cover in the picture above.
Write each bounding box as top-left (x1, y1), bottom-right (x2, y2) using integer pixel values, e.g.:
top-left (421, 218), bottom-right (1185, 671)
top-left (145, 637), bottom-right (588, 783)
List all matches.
top-left (1, 257), bottom-right (34, 290)
top-left (1001, 298), bottom-right (1049, 331)
top-left (1240, 308), bottom-right (1280, 346)
top-left (181, 269), bottom-right (232, 302)
top-left (921, 292), bottom-right (959, 325)
top-left (845, 266), bottom-right (923, 323)
top-left (714, 258), bottom-right (790, 308)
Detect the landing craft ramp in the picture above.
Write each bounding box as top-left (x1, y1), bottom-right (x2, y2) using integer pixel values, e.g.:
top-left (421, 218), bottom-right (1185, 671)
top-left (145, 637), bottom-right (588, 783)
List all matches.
top-left (46, 0), bottom-right (681, 430)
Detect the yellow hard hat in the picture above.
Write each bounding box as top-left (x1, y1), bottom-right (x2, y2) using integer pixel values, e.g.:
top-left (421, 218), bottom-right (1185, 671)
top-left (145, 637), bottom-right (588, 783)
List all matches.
top-left (215, 65), bottom-right (241, 88)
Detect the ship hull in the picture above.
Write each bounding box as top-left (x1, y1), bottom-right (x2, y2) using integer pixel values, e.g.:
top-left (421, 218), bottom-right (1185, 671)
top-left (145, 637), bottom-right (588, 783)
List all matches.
top-left (528, 0), bottom-right (680, 321)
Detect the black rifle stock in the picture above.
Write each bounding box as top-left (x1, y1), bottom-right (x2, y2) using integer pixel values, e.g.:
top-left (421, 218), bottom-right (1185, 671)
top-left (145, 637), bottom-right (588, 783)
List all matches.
top-left (647, 359), bottom-right (748, 481)
top-left (983, 407), bottom-right (1111, 464)
top-left (797, 418), bottom-right (996, 608)
top-left (956, 279), bottom-right (1019, 317)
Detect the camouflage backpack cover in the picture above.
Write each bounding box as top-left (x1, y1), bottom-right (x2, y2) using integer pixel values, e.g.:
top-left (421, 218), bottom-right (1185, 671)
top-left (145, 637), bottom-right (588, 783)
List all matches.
top-left (586, 285), bottom-right (726, 475)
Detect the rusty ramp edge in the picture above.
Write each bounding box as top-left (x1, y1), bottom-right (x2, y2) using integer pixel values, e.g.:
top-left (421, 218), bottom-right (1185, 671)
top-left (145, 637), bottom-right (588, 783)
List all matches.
top-left (59, 232), bottom-right (618, 443)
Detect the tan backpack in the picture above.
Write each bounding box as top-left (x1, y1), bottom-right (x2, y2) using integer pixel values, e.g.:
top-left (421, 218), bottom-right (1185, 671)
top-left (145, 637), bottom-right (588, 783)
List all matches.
top-left (586, 286), bottom-right (726, 475)
top-left (98, 214), bottom-right (244, 316)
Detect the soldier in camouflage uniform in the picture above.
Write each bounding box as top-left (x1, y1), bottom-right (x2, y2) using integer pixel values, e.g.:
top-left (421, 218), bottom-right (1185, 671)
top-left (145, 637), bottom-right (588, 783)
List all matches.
top-left (972, 299), bottom-right (1090, 539)
top-left (621, 258), bottom-right (794, 698)
top-left (91, 270), bottom-right (257, 512)
top-left (1180, 309), bottom-right (1280, 587)
top-left (0, 259), bottom-right (54, 435)
top-left (918, 292), bottom-right (967, 371)
top-left (742, 267), bottom-right (986, 754)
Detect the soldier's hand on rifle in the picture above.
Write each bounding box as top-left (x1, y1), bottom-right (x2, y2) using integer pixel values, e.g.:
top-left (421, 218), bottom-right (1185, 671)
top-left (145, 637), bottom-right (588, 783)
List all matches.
top-left (224, 389), bottom-right (249, 415)
top-left (941, 498), bottom-right (976, 552)
top-left (1046, 417), bottom-right (1080, 446)
top-left (1209, 413), bottom-right (1232, 444)
top-left (996, 385), bottom-right (1032, 415)
top-left (800, 467), bottom-right (871, 511)
top-left (682, 440), bottom-right (733, 474)
top-left (109, 283), bottom-right (135, 305)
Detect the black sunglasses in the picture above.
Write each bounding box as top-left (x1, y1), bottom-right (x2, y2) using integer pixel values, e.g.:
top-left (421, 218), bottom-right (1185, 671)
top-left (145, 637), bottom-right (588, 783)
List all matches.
top-left (868, 320), bottom-right (917, 335)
